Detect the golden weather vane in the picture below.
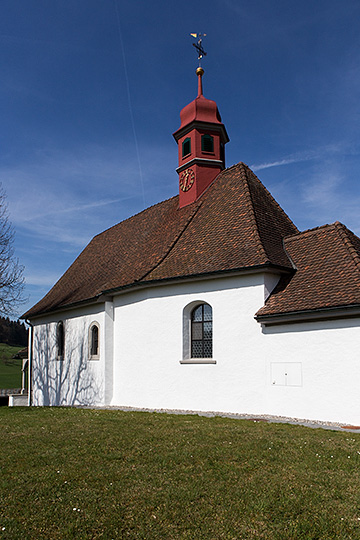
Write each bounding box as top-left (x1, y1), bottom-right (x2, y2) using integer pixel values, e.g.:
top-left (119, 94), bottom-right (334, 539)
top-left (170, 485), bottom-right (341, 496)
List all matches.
top-left (190, 33), bottom-right (207, 66)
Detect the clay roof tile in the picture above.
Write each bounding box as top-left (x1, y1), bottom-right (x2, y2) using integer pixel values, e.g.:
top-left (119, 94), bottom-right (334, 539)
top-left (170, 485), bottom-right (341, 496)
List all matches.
top-left (257, 222), bottom-right (360, 318)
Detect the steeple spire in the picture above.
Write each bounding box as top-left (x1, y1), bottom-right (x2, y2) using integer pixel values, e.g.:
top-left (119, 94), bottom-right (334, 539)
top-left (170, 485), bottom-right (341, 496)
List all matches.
top-left (173, 59), bottom-right (229, 208)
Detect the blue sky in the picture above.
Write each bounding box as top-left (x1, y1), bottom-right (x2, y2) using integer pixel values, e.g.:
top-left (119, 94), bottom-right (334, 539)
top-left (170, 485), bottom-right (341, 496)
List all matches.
top-left (1, 0), bottom-right (360, 317)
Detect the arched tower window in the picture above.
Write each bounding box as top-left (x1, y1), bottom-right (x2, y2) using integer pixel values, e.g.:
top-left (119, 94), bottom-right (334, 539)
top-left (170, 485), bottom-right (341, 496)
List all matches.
top-left (182, 137), bottom-right (191, 157)
top-left (89, 322), bottom-right (100, 360)
top-left (56, 321), bottom-right (64, 361)
top-left (191, 303), bottom-right (212, 358)
top-left (201, 134), bottom-right (214, 153)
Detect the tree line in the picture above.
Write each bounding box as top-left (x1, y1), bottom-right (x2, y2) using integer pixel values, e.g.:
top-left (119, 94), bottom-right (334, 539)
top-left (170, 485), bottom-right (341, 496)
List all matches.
top-left (0, 316), bottom-right (28, 347)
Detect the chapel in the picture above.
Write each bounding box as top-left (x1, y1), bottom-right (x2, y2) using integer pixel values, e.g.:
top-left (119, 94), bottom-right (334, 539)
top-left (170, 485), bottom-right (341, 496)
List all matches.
top-left (23, 65), bottom-right (360, 425)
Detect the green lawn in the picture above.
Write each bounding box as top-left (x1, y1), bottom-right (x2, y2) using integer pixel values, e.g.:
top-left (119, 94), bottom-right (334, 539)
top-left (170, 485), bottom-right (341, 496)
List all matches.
top-left (0, 343), bottom-right (24, 389)
top-left (1, 407), bottom-right (360, 539)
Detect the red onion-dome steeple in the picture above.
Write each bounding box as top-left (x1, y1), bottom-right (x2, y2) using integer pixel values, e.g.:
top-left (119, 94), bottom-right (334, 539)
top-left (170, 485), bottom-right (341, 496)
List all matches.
top-left (173, 67), bottom-right (229, 208)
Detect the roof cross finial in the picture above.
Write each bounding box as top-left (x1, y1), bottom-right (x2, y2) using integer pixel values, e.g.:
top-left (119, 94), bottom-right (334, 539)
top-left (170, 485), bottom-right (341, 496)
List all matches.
top-left (190, 33), bottom-right (207, 67)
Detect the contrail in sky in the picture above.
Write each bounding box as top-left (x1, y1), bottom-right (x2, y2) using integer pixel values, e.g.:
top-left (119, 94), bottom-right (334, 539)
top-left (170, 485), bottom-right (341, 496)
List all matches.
top-left (114, 0), bottom-right (146, 209)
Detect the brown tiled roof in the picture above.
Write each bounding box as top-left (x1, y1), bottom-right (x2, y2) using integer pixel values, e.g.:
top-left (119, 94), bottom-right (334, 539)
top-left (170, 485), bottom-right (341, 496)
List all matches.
top-left (23, 162), bottom-right (298, 318)
top-left (256, 222), bottom-right (360, 320)
top-left (142, 164), bottom-right (298, 281)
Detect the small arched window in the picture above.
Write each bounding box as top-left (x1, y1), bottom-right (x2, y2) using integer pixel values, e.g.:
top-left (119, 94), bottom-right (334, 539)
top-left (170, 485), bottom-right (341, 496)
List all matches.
top-left (182, 137), bottom-right (191, 157)
top-left (201, 134), bottom-right (214, 153)
top-left (89, 323), bottom-right (100, 360)
top-left (191, 304), bottom-right (212, 358)
top-left (56, 321), bottom-right (64, 361)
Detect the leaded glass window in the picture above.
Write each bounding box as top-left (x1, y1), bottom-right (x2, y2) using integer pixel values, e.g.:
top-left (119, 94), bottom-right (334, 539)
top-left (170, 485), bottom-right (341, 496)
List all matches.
top-left (191, 304), bottom-right (212, 358)
top-left (56, 321), bottom-right (64, 360)
top-left (90, 325), bottom-right (99, 357)
top-left (89, 323), bottom-right (100, 359)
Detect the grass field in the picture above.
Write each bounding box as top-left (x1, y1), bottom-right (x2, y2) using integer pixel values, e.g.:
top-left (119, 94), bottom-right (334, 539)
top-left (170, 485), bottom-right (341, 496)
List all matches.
top-left (0, 343), bottom-right (24, 389)
top-left (1, 407), bottom-right (360, 539)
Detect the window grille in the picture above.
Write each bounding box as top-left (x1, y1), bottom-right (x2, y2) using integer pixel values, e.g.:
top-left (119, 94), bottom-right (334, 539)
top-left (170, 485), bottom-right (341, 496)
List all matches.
top-left (191, 304), bottom-right (212, 358)
top-left (56, 321), bottom-right (64, 360)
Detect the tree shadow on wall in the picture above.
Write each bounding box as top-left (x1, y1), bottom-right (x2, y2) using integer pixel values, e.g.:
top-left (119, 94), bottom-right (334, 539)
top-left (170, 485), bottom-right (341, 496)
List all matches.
top-left (32, 322), bottom-right (103, 406)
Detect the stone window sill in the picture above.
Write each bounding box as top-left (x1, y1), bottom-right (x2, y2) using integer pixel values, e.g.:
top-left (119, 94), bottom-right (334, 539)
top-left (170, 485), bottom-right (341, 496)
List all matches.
top-left (180, 359), bottom-right (216, 364)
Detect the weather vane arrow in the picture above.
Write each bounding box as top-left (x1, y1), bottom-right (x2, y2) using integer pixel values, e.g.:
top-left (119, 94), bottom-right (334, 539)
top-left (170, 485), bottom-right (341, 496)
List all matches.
top-left (190, 33), bottom-right (207, 66)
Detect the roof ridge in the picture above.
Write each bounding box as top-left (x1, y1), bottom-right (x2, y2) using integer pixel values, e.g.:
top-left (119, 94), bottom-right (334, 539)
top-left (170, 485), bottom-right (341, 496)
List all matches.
top-left (334, 221), bottom-right (360, 274)
top-left (243, 163), bottom-right (300, 235)
top-left (136, 202), bottom-right (203, 282)
top-left (239, 164), bottom-right (270, 263)
top-left (281, 238), bottom-right (297, 270)
top-left (284, 222), bottom-right (338, 242)
top-left (239, 163), bottom-right (298, 266)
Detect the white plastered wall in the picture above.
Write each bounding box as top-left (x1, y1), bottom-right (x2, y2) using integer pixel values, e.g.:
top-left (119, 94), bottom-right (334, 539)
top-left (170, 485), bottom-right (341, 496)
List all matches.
top-left (262, 318), bottom-right (360, 425)
top-left (111, 274), bottom-right (271, 414)
top-left (30, 272), bottom-right (360, 424)
top-left (111, 274), bottom-right (360, 424)
top-left (31, 304), bottom-right (106, 406)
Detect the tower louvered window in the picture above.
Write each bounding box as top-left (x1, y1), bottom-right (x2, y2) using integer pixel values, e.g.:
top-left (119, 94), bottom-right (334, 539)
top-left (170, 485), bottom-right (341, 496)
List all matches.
top-left (182, 137), bottom-right (191, 157)
top-left (201, 134), bottom-right (214, 153)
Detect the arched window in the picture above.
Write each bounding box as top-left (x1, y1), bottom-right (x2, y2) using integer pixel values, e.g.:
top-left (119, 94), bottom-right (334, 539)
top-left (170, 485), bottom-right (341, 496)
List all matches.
top-left (182, 137), bottom-right (191, 157)
top-left (89, 322), bottom-right (100, 360)
top-left (201, 134), bottom-right (214, 153)
top-left (56, 321), bottom-right (64, 360)
top-left (191, 304), bottom-right (212, 358)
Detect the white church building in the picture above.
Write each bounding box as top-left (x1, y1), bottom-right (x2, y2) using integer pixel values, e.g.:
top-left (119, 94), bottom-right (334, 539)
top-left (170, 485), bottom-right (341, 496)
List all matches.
top-left (23, 67), bottom-right (360, 425)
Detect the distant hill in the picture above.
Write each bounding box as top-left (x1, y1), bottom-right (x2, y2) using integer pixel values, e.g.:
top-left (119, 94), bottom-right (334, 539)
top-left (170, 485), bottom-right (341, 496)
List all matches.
top-left (0, 317), bottom-right (28, 347)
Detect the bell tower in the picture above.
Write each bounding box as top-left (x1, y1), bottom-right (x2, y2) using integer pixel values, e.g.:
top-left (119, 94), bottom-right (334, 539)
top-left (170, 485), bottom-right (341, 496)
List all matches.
top-left (173, 64), bottom-right (229, 209)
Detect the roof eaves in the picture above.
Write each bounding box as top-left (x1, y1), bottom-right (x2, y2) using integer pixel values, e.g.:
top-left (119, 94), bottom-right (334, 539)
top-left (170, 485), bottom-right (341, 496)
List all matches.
top-left (102, 262), bottom-right (293, 296)
top-left (255, 304), bottom-right (360, 326)
top-left (173, 120), bottom-right (229, 143)
top-left (23, 262), bottom-right (293, 320)
top-left (21, 292), bottom-right (105, 320)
